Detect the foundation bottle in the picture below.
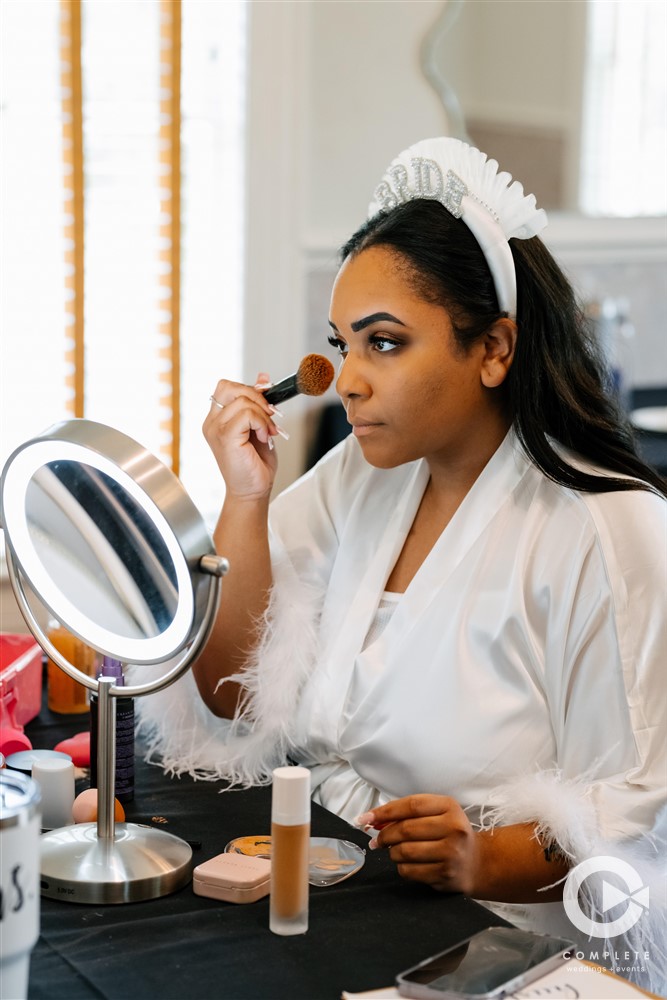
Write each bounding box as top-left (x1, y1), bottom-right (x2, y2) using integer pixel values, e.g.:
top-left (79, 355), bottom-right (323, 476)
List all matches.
top-left (269, 766), bottom-right (310, 936)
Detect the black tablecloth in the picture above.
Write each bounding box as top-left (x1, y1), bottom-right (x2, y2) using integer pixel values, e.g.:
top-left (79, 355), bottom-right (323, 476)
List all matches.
top-left (25, 700), bottom-right (505, 1000)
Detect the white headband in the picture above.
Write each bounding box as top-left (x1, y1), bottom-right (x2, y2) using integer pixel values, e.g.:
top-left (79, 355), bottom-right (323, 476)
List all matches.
top-left (368, 137), bottom-right (548, 320)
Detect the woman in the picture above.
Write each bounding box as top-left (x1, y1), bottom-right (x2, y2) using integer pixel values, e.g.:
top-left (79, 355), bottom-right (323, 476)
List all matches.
top-left (136, 138), bottom-right (665, 988)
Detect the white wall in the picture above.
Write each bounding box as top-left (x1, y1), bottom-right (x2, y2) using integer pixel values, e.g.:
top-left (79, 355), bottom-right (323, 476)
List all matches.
top-left (305, 0), bottom-right (447, 249)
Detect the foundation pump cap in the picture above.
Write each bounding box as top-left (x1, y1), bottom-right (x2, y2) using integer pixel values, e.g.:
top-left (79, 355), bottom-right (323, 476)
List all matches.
top-left (271, 766), bottom-right (310, 826)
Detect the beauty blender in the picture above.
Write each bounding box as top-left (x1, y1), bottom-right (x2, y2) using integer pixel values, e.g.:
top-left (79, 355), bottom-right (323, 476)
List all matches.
top-left (72, 787), bottom-right (125, 823)
top-left (54, 731), bottom-right (90, 768)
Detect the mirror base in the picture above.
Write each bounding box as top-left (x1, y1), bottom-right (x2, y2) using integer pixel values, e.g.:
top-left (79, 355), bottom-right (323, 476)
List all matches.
top-left (39, 822), bottom-right (193, 904)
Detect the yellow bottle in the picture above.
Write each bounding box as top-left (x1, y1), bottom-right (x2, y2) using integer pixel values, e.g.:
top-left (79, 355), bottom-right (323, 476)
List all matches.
top-left (46, 621), bottom-right (98, 714)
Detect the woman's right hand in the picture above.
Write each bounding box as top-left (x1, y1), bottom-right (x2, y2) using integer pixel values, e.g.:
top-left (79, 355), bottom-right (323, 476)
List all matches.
top-left (203, 373), bottom-right (281, 502)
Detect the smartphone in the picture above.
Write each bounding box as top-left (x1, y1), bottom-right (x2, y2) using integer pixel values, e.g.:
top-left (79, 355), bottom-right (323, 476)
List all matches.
top-left (395, 926), bottom-right (575, 999)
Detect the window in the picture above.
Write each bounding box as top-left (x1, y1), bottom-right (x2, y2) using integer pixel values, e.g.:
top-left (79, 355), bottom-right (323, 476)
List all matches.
top-left (579, 0), bottom-right (667, 216)
top-left (1, 0), bottom-right (246, 525)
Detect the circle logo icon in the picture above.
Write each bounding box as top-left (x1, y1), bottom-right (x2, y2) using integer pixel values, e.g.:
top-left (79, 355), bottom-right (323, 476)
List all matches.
top-left (563, 855), bottom-right (649, 937)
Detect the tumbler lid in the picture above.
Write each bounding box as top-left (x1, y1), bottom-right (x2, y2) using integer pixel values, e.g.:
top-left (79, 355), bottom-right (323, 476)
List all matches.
top-left (0, 769), bottom-right (41, 828)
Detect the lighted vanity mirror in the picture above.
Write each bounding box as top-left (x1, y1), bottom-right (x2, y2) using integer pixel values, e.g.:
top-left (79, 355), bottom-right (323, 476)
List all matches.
top-left (0, 418), bottom-right (228, 903)
top-left (1, 418), bottom-right (226, 673)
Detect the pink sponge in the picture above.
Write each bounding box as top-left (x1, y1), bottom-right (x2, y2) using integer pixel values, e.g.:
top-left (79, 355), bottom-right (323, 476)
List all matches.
top-left (54, 731), bottom-right (90, 768)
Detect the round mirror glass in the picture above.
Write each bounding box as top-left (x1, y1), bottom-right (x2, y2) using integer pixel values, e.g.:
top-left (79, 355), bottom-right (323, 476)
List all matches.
top-left (26, 459), bottom-right (179, 640)
top-left (1, 420), bottom-right (218, 666)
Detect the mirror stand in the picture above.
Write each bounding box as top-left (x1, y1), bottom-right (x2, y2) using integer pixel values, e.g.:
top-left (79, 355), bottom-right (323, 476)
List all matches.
top-left (6, 533), bottom-right (225, 904)
top-left (7, 552), bottom-right (219, 904)
top-left (39, 678), bottom-right (193, 904)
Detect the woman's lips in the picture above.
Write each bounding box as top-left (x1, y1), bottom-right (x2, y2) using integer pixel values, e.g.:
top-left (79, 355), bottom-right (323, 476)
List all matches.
top-left (351, 422), bottom-right (382, 437)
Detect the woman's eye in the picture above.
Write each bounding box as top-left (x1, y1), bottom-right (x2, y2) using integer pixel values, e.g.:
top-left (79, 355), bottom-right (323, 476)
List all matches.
top-left (372, 336), bottom-right (399, 353)
top-left (327, 335), bottom-right (348, 357)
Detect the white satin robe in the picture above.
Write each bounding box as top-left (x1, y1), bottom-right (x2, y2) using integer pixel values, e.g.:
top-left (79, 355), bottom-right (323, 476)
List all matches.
top-left (265, 430), bottom-right (665, 841)
top-left (133, 428), bottom-right (665, 987)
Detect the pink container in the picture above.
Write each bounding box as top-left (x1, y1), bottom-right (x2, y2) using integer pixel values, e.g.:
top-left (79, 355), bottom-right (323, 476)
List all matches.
top-left (0, 634), bottom-right (43, 731)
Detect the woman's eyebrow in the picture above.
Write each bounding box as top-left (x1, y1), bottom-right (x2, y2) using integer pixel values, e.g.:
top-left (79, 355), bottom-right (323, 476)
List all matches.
top-left (351, 311), bottom-right (406, 332)
top-left (328, 312), bottom-right (407, 334)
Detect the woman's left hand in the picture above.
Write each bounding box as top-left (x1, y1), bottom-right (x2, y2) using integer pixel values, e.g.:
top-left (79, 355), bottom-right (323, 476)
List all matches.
top-left (357, 795), bottom-right (481, 895)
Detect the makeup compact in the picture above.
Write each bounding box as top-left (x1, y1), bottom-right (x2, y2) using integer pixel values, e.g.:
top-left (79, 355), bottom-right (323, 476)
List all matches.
top-left (192, 852), bottom-right (271, 904)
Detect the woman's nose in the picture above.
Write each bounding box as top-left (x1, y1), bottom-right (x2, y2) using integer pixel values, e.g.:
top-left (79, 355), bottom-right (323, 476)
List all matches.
top-left (335, 354), bottom-right (370, 401)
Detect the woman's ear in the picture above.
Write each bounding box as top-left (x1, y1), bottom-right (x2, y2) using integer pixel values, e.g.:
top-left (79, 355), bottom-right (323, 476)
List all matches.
top-left (480, 318), bottom-right (517, 388)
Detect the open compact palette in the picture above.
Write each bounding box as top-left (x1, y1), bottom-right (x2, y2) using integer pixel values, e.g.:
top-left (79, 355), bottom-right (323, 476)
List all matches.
top-left (225, 835), bottom-right (366, 887)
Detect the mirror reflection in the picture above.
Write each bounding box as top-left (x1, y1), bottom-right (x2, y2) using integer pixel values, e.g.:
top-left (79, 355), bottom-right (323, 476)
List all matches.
top-left (430, 0), bottom-right (666, 216)
top-left (26, 460), bottom-right (178, 640)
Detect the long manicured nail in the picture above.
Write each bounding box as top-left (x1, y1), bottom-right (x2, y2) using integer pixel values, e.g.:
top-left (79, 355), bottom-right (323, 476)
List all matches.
top-left (267, 436), bottom-right (274, 451)
top-left (274, 425), bottom-right (290, 441)
top-left (368, 837), bottom-right (379, 850)
top-left (254, 382), bottom-right (274, 390)
top-left (268, 405), bottom-right (285, 419)
top-left (354, 812), bottom-right (375, 828)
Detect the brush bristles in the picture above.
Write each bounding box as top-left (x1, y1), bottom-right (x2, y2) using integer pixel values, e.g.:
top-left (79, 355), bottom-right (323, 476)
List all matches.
top-left (295, 354), bottom-right (335, 396)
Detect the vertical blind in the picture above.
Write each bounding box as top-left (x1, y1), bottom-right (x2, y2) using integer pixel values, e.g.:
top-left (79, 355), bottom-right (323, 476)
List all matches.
top-left (159, 0), bottom-right (182, 475)
top-left (1, 0), bottom-right (246, 523)
top-left (60, 0), bottom-right (85, 418)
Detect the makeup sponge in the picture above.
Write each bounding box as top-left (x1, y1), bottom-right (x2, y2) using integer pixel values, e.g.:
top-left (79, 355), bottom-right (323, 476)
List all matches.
top-left (72, 788), bottom-right (125, 823)
top-left (55, 731), bottom-right (90, 767)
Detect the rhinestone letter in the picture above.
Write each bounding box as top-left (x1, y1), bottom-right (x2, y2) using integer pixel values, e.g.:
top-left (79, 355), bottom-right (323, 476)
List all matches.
top-left (443, 170), bottom-right (467, 218)
top-left (412, 157), bottom-right (444, 200)
top-left (373, 181), bottom-right (398, 211)
top-left (388, 164), bottom-right (411, 203)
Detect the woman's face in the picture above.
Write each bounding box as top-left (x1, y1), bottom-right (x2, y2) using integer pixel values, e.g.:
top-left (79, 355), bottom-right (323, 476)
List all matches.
top-left (328, 245), bottom-right (511, 471)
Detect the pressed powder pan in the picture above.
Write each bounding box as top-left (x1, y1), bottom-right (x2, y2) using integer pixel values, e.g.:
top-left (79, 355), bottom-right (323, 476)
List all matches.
top-left (225, 835), bottom-right (366, 886)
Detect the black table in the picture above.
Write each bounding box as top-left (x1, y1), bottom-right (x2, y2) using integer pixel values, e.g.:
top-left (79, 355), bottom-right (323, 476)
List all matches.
top-left (25, 701), bottom-right (504, 1000)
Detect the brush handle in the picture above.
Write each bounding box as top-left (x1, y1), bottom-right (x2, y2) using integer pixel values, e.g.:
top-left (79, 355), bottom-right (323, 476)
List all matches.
top-left (264, 373), bottom-right (300, 406)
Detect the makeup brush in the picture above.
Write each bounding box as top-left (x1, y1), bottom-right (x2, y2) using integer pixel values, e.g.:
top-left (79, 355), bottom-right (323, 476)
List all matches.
top-left (263, 354), bottom-right (335, 406)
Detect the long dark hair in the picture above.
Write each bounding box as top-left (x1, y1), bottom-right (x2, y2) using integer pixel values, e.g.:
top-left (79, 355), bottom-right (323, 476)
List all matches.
top-left (340, 200), bottom-right (666, 496)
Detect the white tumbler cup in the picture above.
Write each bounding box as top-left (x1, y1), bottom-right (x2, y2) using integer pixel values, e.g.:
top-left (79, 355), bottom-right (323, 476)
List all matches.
top-left (31, 757), bottom-right (75, 830)
top-left (0, 770), bottom-right (41, 1000)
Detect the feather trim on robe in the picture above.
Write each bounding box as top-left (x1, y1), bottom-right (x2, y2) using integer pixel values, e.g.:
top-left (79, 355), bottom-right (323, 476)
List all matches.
top-left (128, 557), bottom-right (323, 786)
top-left (477, 769), bottom-right (666, 995)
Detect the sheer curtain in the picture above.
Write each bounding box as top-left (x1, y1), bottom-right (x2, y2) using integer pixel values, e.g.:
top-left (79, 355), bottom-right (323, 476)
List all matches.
top-left (1, 2), bottom-right (68, 458)
top-left (0, 0), bottom-right (246, 526)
